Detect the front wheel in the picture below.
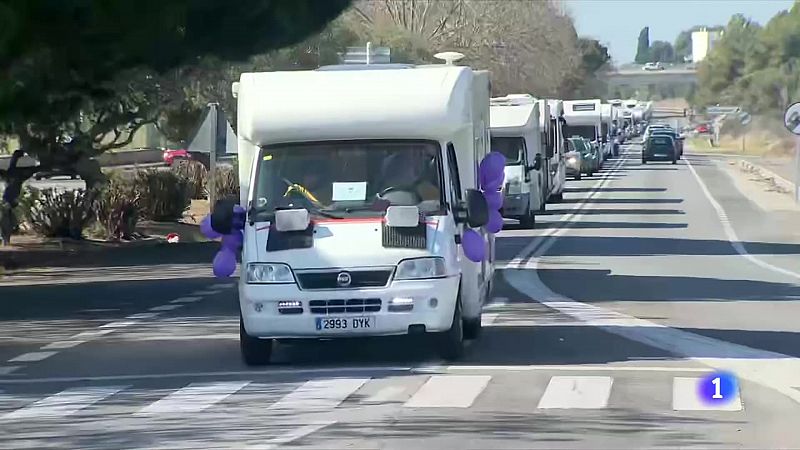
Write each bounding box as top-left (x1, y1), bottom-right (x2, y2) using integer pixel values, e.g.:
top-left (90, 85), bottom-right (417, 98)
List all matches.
top-left (463, 314), bottom-right (482, 339)
top-left (672, 157), bottom-right (677, 165)
top-left (240, 316), bottom-right (273, 366)
top-left (519, 210), bottom-right (535, 229)
top-left (550, 192), bottom-right (563, 203)
top-left (437, 299), bottom-right (465, 360)
top-left (574, 172), bottom-right (582, 181)
top-left (641, 159), bottom-right (647, 165)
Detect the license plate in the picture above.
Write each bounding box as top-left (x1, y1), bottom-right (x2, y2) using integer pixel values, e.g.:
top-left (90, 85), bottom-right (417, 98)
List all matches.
top-left (315, 316), bottom-right (375, 331)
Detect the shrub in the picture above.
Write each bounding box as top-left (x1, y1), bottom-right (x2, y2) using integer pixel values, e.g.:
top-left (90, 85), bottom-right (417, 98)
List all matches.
top-left (22, 188), bottom-right (95, 239)
top-left (135, 169), bottom-right (192, 221)
top-left (172, 160), bottom-right (208, 200)
top-left (212, 164), bottom-right (240, 202)
top-left (95, 174), bottom-right (141, 240)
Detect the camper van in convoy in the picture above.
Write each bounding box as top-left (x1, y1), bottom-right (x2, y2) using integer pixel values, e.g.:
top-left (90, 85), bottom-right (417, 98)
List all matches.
top-left (600, 103), bottom-right (615, 158)
top-left (546, 99), bottom-right (567, 202)
top-left (490, 94), bottom-right (544, 228)
top-left (225, 52), bottom-right (495, 365)
top-left (563, 99), bottom-right (604, 168)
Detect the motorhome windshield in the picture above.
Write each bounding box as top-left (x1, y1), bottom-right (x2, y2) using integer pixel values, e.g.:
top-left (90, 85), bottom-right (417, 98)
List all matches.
top-left (563, 125), bottom-right (597, 140)
top-left (491, 136), bottom-right (524, 165)
top-left (251, 140), bottom-right (443, 220)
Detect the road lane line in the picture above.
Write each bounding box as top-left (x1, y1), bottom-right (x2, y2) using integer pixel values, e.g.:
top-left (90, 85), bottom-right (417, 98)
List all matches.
top-left (126, 312), bottom-right (160, 319)
top-left (210, 283), bottom-right (236, 290)
top-left (673, 377), bottom-right (742, 411)
top-left (0, 366), bottom-right (21, 375)
top-left (149, 304), bottom-right (183, 312)
top-left (364, 386), bottom-right (407, 403)
top-left (446, 365), bottom-right (713, 372)
top-left (99, 320), bottom-right (139, 329)
top-left (537, 376), bottom-right (613, 409)
top-left (481, 313), bottom-right (500, 326)
top-left (41, 340), bottom-right (86, 350)
top-left (267, 378), bottom-right (369, 413)
top-left (1, 386), bottom-right (124, 420)
top-left (170, 296), bottom-right (203, 304)
top-left (136, 381), bottom-right (251, 415)
top-left (404, 375), bottom-right (491, 408)
top-left (73, 329), bottom-right (114, 339)
top-left (686, 157), bottom-right (800, 281)
top-left (8, 352), bottom-right (57, 362)
top-left (192, 289), bottom-right (222, 296)
top-left (261, 421), bottom-right (337, 450)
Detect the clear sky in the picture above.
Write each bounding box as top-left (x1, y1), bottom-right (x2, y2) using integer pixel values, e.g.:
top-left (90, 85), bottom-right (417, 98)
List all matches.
top-left (566, 0), bottom-right (796, 64)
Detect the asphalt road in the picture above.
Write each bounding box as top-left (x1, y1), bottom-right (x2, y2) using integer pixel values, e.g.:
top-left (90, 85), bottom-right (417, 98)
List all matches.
top-left (3, 143), bottom-right (800, 449)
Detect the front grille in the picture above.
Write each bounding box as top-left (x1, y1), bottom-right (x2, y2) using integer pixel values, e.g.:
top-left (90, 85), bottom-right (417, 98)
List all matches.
top-left (309, 298), bottom-right (382, 315)
top-left (296, 270), bottom-right (392, 290)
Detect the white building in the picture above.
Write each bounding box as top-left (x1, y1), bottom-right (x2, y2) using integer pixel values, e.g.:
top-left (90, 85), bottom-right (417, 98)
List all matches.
top-left (691, 28), bottom-right (723, 63)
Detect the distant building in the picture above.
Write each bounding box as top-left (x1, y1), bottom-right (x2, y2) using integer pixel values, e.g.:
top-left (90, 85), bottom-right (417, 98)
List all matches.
top-left (691, 28), bottom-right (723, 63)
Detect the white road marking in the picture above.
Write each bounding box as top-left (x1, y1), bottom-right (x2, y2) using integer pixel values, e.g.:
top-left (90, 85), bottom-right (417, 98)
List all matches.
top-left (41, 340), bottom-right (86, 350)
top-left (192, 289), bottom-right (221, 296)
top-left (447, 365), bottom-right (713, 372)
top-left (686, 158), bottom-right (800, 281)
top-left (170, 296), bottom-right (203, 304)
top-left (0, 366), bottom-right (20, 375)
top-left (261, 421), bottom-right (336, 450)
top-left (481, 313), bottom-right (500, 326)
top-left (404, 375), bottom-right (490, 408)
top-left (537, 376), bottom-right (613, 409)
top-left (136, 381), bottom-right (251, 415)
top-left (126, 312), bottom-right (160, 320)
top-left (210, 283), bottom-right (236, 290)
top-left (148, 304), bottom-right (183, 312)
top-left (73, 329), bottom-right (114, 339)
top-left (1, 386), bottom-right (124, 420)
top-left (673, 377), bottom-right (742, 411)
top-left (364, 386), bottom-right (407, 403)
top-left (99, 320), bottom-right (138, 329)
top-left (503, 153), bottom-right (800, 405)
top-left (8, 352), bottom-right (57, 363)
top-left (268, 378), bottom-right (369, 413)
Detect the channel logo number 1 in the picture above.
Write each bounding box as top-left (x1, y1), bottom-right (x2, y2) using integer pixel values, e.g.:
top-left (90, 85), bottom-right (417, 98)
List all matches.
top-left (698, 371), bottom-right (738, 405)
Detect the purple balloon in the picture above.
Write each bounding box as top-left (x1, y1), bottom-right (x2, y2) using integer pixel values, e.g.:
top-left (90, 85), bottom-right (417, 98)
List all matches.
top-left (485, 209), bottom-right (503, 234)
top-left (200, 215), bottom-right (222, 239)
top-left (221, 229), bottom-right (244, 250)
top-left (479, 152), bottom-right (506, 182)
top-left (485, 190), bottom-right (503, 211)
top-left (462, 228), bottom-right (486, 263)
top-left (212, 248), bottom-right (237, 277)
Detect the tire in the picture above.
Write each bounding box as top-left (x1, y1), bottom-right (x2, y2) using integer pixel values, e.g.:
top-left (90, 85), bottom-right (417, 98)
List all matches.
top-left (550, 192), bottom-right (563, 203)
top-left (463, 314), bottom-right (482, 339)
top-left (587, 171), bottom-right (594, 177)
top-left (437, 298), bottom-right (465, 360)
top-left (240, 316), bottom-right (273, 366)
top-left (641, 159), bottom-right (647, 165)
top-left (519, 210), bottom-right (535, 229)
top-left (574, 172), bottom-right (582, 181)
top-left (672, 157), bottom-right (677, 165)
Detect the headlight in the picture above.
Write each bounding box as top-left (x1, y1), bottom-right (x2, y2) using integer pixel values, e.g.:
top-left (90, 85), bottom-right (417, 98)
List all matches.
top-left (246, 263), bottom-right (295, 284)
top-left (395, 257), bottom-right (447, 280)
top-left (567, 157), bottom-right (578, 164)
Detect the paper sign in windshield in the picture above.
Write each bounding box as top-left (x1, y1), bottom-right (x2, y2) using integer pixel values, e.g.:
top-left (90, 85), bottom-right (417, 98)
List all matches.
top-left (332, 182), bottom-right (368, 201)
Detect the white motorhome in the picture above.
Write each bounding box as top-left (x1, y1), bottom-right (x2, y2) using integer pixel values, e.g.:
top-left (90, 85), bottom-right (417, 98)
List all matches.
top-left (489, 94), bottom-right (544, 228)
top-left (563, 99), bottom-right (604, 166)
top-left (227, 54), bottom-right (495, 365)
top-left (546, 99), bottom-right (567, 202)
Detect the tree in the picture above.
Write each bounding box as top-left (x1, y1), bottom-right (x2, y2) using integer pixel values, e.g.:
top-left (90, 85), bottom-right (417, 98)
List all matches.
top-left (649, 40), bottom-right (675, 63)
top-left (635, 27), bottom-right (650, 64)
top-left (0, 0), bottom-right (351, 244)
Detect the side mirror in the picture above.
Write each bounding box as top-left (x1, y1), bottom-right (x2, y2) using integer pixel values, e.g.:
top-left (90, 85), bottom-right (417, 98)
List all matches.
top-left (464, 189), bottom-right (489, 228)
top-left (211, 198), bottom-right (236, 235)
top-left (530, 154), bottom-right (543, 171)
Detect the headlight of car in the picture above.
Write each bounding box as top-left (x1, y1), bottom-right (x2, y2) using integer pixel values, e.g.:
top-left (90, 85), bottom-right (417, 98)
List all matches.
top-left (567, 156), bottom-right (578, 164)
top-left (395, 257), bottom-right (447, 280)
top-left (246, 263), bottom-right (295, 284)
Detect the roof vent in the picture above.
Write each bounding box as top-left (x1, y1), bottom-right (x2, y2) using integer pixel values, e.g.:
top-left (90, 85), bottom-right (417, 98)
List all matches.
top-left (433, 51), bottom-right (465, 65)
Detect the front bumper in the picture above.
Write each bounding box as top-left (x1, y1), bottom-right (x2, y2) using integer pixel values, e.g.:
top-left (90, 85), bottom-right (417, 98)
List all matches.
top-left (501, 193), bottom-right (529, 217)
top-left (240, 276), bottom-right (460, 338)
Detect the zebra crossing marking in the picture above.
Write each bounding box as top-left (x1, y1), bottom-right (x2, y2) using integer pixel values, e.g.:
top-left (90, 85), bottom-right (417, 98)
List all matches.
top-left (2, 386), bottom-right (124, 420)
top-left (136, 381), bottom-right (251, 415)
top-left (672, 377), bottom-right (742, 411)
top-left (267, 378), bottom-right (369, 413)
top-left (404, 375), bottom-right (491, 408)
top-left (537, 376), bottom-right (613, 409)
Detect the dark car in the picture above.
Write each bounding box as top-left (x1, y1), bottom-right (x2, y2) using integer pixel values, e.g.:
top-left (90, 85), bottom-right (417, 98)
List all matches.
top-left (642, 135), bottom-right (677, 164)
top-left (650, 129), bottom-right (684, 158)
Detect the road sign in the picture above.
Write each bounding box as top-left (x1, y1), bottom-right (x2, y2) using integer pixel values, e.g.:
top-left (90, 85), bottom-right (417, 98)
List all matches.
top-left (740, 112), bottom-right (752, 125)
top-left (784, 102), bottom-right (800, 135)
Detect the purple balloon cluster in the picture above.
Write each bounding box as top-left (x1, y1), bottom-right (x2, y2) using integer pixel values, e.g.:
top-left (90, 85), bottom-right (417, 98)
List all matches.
top-left (201, 205), bottom-right (246, 277)
top-left (462, 152), bottom-right (506, 263)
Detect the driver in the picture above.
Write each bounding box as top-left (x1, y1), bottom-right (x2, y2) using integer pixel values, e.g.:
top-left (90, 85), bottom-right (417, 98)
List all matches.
top-left (380, 151), bottom-right (439, 202)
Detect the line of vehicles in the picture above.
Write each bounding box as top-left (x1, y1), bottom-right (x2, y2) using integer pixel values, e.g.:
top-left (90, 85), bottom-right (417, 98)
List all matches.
top-left (641, 122), bottom-right (685, 164)
top-left (207, 51), bottom-right (654, 365)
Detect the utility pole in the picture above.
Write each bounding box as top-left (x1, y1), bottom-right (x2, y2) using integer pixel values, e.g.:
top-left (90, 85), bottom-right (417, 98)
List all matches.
top-left (207, 102), bottom-right (219, 207)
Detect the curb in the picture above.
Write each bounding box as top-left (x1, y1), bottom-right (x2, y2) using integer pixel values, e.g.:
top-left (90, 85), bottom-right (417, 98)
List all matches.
top-left (738, 159), bottom-right (795, 195)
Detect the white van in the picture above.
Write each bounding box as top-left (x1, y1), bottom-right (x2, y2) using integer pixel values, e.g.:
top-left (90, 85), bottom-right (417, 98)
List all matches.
top-left (546, 99), bottom-right (567, 202)
top-left (563, 99), bottom-right (603, 166)
top-left (490, 94), bottom-right (544, 228)
top-left (224, 55), bottom-right (495, 365)
top-left (600, 103), bottom-right (615, 158)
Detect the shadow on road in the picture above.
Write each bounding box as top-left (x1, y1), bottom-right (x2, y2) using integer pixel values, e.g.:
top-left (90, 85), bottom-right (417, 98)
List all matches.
top-left (534, 221), bottom-right (688, 230)
top-left (559, 198), bottom-right (684, 204)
